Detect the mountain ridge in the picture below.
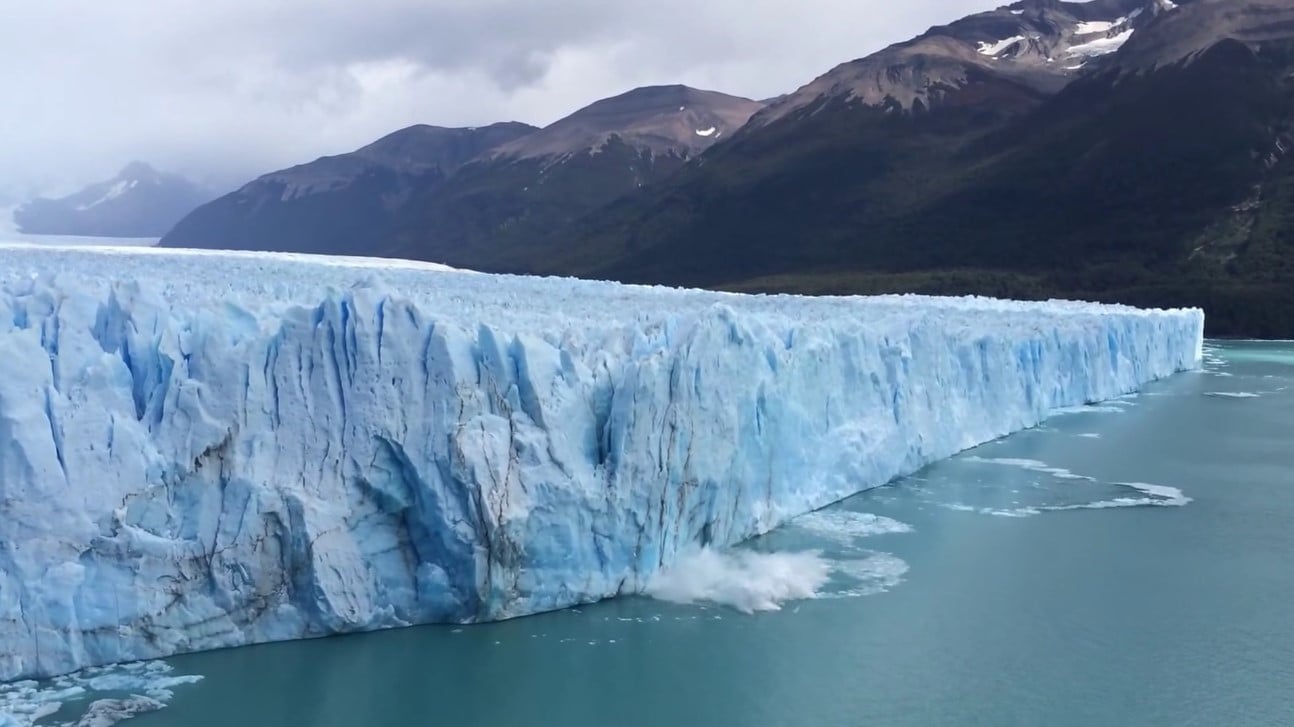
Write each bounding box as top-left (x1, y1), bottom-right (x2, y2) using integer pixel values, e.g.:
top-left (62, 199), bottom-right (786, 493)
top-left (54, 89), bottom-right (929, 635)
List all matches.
top-left (748, 0), bottom-right (1157, 126)
top-left (489, 85), bottom-right (762, 161)
top-left (531, 0), bottom-right (1294, 337)
top-left (13, 162), bottom-right (213, 238)
top-left (163, 85), bottom-right (762, 258)
top-left (163, 0), bottom-right (1294, 337)
top-left (161, 122), bottom-right (537, 255)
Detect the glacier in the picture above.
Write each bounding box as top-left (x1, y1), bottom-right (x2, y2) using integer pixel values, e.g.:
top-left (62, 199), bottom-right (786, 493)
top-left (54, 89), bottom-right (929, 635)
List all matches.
top-left (0, 245), bottom-right (1203, 681)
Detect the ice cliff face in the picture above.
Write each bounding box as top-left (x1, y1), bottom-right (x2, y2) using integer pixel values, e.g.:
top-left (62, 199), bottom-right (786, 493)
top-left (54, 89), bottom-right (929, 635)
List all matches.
top-left (0, 246), bottom-right (1204, 681)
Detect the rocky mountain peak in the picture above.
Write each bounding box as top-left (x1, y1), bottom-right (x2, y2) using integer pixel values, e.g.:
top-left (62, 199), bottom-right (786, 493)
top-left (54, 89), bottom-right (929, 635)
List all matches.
top-left (488, 85), bottom-right (765, 162)
top-left (1107, 0), bottom-right (1294, 73)
top-left (749, 0), bottom-right (1164, 126)
top-left (117, 161), bottom-right (165, 184)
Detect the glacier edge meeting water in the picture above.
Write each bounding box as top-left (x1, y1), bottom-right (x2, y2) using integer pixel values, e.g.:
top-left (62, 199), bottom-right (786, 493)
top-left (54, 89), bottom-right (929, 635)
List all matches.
top-left (0, 246), bottom-right (1203, 681)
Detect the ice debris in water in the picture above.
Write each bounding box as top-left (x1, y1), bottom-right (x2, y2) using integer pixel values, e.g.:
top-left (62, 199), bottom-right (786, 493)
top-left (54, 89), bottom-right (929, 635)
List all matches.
top-left (822, 553), bottom-right (911, 598)
top-left (0, 660), bottom-right (200, 727)
top-left (793, 510), bottom-right (915, 545)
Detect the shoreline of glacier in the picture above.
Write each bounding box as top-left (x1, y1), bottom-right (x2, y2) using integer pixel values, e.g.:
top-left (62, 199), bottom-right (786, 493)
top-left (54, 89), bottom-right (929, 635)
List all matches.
top-left (0, 246), bottom-right (1203, 681)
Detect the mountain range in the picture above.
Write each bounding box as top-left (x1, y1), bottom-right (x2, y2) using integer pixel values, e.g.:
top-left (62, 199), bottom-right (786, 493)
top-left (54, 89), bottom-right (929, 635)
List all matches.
top-left (162, 0), bottom-right (1294, 337)
top-left (15, 163), bottom-right (213, 238)
top-left (164, 85), bottom-right (762, 260)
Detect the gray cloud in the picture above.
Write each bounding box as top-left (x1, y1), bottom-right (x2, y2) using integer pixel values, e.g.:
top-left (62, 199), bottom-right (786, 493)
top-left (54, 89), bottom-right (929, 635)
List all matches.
top-left (0, 0), bottom-right (993, 198)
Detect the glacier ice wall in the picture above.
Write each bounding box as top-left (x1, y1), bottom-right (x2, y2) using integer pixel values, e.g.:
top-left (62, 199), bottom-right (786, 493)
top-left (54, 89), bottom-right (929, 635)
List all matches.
top-left (0, 246), bottom-right (1203, 681)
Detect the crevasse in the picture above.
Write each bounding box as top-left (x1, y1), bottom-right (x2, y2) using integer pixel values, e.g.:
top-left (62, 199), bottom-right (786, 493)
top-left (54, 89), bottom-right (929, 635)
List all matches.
top-left (0, 247), bottom-right (1204, 681)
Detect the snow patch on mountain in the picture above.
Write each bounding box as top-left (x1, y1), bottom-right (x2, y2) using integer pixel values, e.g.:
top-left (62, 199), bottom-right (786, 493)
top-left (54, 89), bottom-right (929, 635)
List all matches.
top-left (74, 180), bottom-right (139, 212)
top-left (1068, 28), bottom-right (1136, 58)
top-left (1075, 20), bottom-right (1118, 34)
top-left (978, 35), bottom-right (1027, 57)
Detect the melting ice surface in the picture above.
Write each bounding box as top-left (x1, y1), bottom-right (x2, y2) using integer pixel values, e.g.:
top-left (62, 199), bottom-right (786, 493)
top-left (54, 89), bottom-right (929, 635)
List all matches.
top-left (0, 245), bottom-right (1202, 684)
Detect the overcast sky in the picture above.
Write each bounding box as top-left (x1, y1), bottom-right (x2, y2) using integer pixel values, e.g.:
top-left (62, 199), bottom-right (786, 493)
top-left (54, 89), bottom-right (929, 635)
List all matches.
top-left (0, 0), bottom-right (993, 199)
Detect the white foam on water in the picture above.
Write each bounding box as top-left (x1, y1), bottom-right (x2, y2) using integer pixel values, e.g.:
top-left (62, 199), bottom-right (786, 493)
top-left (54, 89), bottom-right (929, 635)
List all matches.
top-left (937, 452), bottom-right (1192, 518)
top-left (645, 543), bottom-right (913, 612)
top-left (1077, 433), bottom-right (1102, 439)
top-left (645, 549), bottom-right (832, 613)
top-left (1201, 350), bottom-right (1226, 367)
top-left (0, 661), bottom-right (200, 727)
top-left (821, 553), bottom-right (911, 598)
top-left (982, 508), bottom-right (1042, 518)
top-left (1050, 404), bottom-right (1129, 415)
top-left (976, 481), bottom-right (1191, 516)
top-left (1205, 392), bottom-right (1262, 399)
top-left (962, 457), bottom-right (1096, 481)
top-left (793, 510), bottom-right (914, 545)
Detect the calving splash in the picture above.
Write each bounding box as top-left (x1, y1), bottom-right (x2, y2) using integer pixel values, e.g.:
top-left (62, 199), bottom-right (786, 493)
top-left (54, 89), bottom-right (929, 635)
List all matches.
top-left (645, 550), bottom-right (832, 613)
top-left (641, 341), bottom-right (1257, 617)
top-left (644, 430), bottom-right (1197, 615)
top-left (648, 452), bottom-right (1198, 615)
top-left (646, 509), bottom-right (916, 612)
top-left (0, 246), bottom-right (1202, 680)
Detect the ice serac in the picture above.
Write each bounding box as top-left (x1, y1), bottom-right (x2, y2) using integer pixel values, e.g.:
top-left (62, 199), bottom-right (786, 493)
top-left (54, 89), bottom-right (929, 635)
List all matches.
top-left (0, 246), bottom-right (1203, 681)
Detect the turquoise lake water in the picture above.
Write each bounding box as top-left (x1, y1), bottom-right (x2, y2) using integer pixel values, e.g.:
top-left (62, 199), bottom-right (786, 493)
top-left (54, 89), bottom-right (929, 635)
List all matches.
top-left (9, 341), bottom-right (1293, 726)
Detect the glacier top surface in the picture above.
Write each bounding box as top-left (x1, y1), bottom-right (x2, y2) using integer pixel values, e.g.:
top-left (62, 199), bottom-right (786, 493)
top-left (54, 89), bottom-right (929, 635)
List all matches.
top-left (0, 244), bottom-right (1196, 338)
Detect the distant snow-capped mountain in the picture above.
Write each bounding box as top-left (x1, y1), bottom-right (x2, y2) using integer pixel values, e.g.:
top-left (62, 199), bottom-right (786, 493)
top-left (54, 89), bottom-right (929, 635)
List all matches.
top-left (161, 123), bottom-right (537, 255)
top-left (14, 163), bottom-right (214, 238)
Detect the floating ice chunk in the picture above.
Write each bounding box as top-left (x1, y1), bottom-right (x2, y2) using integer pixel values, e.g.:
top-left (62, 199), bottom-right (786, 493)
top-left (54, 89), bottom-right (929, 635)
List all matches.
top-left (820, 553), bottom-right (910, 598)
top-left (1114, 481), bottom-right (1192, 506)
top-left (1050, 404), bottom-right (1130, 415)
top-left (0, 661), bottom-right (199, 727)
top-left (794, 510), bottom-right (914, 544)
